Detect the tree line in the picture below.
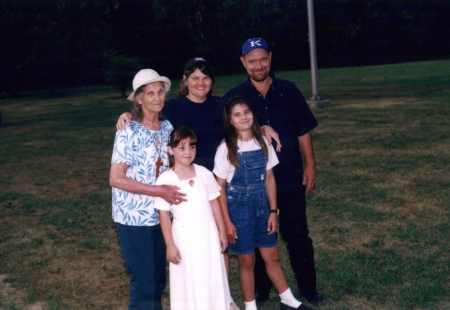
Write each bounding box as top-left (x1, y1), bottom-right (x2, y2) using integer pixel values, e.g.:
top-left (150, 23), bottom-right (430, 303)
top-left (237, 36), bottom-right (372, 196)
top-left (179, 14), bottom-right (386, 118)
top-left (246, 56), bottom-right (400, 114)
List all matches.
top-left (1, 0), bottom-right (449, 96)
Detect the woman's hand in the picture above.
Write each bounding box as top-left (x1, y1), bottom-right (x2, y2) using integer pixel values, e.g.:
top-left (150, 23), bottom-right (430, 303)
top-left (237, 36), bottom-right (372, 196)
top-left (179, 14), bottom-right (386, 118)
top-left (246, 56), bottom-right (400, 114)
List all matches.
top-left (225, 221), bottom-right (238, 244)
top-left (218, 231), bottom-right (228, 253)
top-left (267, 213), bottom-right (278, 235)
top-left (156, 185), bottom-right (187, 205)
top-left (262, 125), bottom-right (282, 152)
top-left (166, 245), bottom-right (181, 264)
top-left (116, 112), bottom-right (132, 131)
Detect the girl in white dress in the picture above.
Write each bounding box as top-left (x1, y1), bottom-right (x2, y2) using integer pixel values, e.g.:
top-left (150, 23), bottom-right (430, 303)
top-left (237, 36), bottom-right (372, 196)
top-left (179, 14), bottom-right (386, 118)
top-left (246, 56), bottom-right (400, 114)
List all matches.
top-left (154, 126), bottom-right (236, 310)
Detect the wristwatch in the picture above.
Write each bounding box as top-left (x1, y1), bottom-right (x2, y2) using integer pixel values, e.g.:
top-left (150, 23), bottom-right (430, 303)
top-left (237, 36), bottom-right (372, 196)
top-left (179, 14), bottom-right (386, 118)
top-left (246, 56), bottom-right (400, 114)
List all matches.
top-left (269, 209), bottom-right (279, 215)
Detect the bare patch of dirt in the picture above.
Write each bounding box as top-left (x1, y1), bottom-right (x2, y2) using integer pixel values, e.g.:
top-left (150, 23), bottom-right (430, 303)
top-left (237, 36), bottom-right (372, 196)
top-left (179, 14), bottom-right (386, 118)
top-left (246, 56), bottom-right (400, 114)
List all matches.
top-left (0, 275), bottom-right (45, 310)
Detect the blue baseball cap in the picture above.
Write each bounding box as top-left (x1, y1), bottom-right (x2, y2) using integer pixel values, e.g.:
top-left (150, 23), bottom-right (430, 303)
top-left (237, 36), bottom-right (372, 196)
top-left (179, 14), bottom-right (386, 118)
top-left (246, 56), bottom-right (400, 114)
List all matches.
top-left (242, 37), bottom-right (270, 56)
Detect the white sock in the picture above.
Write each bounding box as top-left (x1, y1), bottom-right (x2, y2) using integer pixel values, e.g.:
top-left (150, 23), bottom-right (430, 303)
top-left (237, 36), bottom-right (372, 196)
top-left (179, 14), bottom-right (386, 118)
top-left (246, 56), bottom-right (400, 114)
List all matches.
top-left (279, 287), bottom-right (301, 308)
top-left (244, 299), bottom-right (257, 310)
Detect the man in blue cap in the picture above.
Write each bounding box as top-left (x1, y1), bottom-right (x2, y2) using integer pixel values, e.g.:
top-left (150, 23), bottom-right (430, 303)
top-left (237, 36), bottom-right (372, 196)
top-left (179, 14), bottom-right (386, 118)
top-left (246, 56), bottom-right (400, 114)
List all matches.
top-left (223, 37), bottom-right (323, 307)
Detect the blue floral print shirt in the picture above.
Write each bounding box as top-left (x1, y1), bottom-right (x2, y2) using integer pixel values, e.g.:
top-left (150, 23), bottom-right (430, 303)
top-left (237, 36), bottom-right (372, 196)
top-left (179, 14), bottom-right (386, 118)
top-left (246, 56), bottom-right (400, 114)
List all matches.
top-left (111, 120), bottom-right (173, 226)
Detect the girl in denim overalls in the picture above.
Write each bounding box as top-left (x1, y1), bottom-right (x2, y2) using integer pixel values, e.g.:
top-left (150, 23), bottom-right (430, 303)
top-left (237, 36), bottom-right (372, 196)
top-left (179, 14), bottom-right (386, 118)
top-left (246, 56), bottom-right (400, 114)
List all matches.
top-left (214, 96), bottom-right (313, 310)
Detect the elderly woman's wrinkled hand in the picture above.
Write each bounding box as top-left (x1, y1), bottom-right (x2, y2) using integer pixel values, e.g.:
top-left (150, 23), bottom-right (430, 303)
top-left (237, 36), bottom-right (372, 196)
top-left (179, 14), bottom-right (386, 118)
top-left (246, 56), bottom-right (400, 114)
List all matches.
top-left (116, 112), bottom-right (133, 131)
top-left (158, 185), bottom-right (187, 205)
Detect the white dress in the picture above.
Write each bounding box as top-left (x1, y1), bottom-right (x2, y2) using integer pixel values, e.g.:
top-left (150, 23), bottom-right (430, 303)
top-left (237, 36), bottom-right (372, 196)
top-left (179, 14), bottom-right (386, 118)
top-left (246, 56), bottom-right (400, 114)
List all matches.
top-left (154, 164), bottom-right (232, 310)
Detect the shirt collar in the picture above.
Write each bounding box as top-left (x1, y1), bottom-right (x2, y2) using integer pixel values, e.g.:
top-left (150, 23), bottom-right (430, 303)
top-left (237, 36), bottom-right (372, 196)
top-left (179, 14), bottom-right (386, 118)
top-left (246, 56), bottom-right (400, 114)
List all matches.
top-left (247, 71), bottom-right (277, 91)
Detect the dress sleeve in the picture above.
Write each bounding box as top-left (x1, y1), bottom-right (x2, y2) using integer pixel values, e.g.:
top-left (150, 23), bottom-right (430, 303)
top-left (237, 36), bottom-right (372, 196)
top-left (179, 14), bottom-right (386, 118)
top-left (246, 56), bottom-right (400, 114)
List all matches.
top-left (153, 172), bottom-right (172, 211)
top-left (205, 171), bottom-right (221, 201)
top-left (196, 165), bottom-right (221, 201)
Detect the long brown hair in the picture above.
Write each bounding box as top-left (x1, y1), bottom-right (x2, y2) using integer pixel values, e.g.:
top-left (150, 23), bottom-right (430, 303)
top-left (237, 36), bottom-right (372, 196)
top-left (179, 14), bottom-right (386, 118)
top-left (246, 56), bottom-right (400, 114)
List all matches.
top-left (168, 126), bottom-right (197, 169)
top-left (222, 96), bottom-right (268, 168)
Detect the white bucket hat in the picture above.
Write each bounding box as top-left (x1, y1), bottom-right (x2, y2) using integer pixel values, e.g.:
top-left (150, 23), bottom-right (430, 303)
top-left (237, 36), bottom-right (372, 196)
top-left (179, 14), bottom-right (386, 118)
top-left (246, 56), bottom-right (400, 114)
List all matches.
top-left (127, 69), bottom-right (171, 101)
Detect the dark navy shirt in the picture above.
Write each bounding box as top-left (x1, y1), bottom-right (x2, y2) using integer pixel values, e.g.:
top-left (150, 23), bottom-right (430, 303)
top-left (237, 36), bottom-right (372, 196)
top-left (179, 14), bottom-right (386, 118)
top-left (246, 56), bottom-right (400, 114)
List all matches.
top-left (223, 74), bottom-right (318, 194)
top-left (162, 95), bottom-right (224, 171)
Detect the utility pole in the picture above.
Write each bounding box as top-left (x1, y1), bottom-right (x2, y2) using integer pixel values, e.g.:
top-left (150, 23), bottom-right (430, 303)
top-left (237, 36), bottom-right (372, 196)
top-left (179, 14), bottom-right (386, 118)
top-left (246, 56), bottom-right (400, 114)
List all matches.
top-left (306, 0), bottom-right (331, 108)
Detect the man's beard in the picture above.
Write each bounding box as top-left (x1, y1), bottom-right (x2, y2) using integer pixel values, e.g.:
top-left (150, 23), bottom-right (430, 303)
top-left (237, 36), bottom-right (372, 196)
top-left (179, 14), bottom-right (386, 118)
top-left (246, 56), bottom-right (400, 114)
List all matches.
top-left (249, 69), bottom-right (270, 82)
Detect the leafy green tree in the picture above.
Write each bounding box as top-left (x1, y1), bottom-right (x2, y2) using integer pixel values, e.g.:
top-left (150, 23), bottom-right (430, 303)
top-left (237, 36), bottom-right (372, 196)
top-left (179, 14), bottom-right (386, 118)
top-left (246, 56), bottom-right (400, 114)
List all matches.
top-left (0, 0), bottom-right (112, 95)
top-left (102, 50), bottom-right (143, 97)
top-left (149, 0), bottom-right (310, 74)
top-left (2, 0), bottom-right (450, 94)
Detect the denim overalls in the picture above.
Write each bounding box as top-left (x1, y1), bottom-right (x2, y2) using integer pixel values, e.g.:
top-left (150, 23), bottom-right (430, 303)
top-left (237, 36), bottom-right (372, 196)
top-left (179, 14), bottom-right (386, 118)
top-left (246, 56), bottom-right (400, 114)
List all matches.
top-left (226, 148), bottom-right (277, 255)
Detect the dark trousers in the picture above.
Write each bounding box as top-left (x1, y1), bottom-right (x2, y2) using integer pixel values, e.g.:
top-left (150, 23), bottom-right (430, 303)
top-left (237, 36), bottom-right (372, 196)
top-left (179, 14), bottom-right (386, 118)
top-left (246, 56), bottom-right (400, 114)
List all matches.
top-left (116, 223), bottom-right (166, 310)
top-left (254, 184), bottom-right (317, 296)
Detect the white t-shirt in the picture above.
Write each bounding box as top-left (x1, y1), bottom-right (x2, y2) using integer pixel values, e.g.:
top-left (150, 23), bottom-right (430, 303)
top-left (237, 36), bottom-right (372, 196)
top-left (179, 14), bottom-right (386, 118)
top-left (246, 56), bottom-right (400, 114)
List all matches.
top-left (213, 136), bottom-right (279, 183)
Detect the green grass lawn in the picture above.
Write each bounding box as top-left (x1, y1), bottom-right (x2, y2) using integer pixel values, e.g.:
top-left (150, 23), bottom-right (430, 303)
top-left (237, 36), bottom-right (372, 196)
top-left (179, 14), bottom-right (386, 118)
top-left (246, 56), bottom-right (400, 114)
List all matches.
top-left (0, 60), bottom-right (449, 310)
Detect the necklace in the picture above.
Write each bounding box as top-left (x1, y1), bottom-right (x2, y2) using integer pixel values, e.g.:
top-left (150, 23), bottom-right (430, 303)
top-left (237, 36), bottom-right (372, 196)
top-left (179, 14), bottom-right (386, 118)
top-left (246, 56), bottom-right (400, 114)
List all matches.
top-left (154, 132), bottom-right (163, 178)
top-left (141, 117), bottom-right (163, 177)
top-left (142, 119), bottom-right (160, 131)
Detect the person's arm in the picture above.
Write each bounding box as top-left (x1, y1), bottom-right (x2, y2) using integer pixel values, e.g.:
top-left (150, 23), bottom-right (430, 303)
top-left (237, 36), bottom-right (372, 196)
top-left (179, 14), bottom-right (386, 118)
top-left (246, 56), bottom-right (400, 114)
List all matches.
top-left (116, 112), bottom-right (132, 131)
top-left (159, 210), bottom-right (181, 264)
top-left (215, 176), bottom-right (238, 244)
top-left (261, 125), bottom-right (282, 152)
top-left (210, 198), bottom-right (228, 253)
top-left (298, 132), bottom-right (316, 193)
top-left (265, 168), bottom-right (278, 234)
top-left (110, 163), bottom-right (186, 205)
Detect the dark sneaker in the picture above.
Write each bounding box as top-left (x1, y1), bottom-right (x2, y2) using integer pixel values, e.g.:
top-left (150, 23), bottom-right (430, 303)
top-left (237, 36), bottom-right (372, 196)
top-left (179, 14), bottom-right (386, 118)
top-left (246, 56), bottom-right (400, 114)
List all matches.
top-left (280, 303), bottom-right (314, 310)
top-left (301, 290), bottom-right (323, 306)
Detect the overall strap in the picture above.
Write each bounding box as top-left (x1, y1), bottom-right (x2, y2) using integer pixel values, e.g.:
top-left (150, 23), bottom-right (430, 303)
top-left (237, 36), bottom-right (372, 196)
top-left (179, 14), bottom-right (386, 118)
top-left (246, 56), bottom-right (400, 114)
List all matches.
top-left (227, 149), bottom-right (267, 193)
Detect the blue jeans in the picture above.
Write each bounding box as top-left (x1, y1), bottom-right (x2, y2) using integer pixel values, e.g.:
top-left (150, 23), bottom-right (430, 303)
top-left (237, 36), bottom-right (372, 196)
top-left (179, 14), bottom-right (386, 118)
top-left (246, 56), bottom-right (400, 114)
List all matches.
top-left (116, 223), bottom-right (166, 310)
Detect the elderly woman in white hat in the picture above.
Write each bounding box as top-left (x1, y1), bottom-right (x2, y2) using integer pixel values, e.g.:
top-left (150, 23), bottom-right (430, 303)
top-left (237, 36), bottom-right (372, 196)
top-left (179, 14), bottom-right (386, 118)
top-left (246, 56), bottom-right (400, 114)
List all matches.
top-left (116, 58), bottom-right (224, 171)
top-left (110, 69), bottom-right (186, 310)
